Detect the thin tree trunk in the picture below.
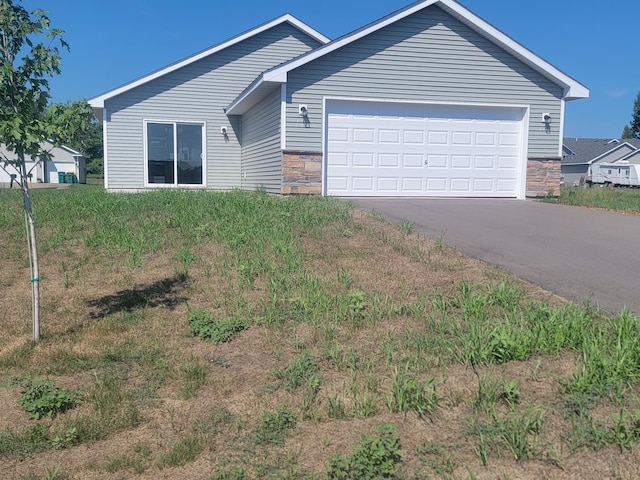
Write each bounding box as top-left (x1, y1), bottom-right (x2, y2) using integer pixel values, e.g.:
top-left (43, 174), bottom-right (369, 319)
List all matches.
top-left (19, 155), bottom-right (40, 342)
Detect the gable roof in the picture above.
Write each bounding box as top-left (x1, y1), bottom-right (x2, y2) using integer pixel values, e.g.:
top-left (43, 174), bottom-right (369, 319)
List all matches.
top-left (227, 0), bottom-right (589, 114)
top-left (88, 14), bottom-right (330, 110)
top-left (562, 138), bottom-right (640, 165)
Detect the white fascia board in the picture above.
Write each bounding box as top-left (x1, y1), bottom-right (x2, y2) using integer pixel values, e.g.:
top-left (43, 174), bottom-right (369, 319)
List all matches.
top-left (226, 73), bottom-right (280, 115)
top-left (88, 14), bottom-right (329, 109)
top-left (264, 0), bottom-right (589, 100)
top-left (58, 144), bottom-right (83, 156)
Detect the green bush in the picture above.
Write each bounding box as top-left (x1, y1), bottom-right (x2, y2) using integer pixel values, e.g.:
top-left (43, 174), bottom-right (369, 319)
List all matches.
top-left (327, 423), bottom-right (401, 479)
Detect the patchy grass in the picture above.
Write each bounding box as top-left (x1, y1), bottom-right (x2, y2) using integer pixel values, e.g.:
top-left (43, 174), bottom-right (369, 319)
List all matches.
top-left (545, 185), bottom-right (640, 214)
top-left (1, 186), bottom-right (640, 478)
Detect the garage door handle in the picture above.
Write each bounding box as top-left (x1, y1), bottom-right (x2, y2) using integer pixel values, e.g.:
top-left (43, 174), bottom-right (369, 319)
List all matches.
top-left (424, 160), bottom-right (428, 166)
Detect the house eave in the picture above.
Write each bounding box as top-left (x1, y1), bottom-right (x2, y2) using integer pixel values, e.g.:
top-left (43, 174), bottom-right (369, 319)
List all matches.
top-left (88, 14), bottom-right (329, 109)
top-left (226, 75), bottom-right (284, 115)
top-left (259, 0), bottom-right (589, 101)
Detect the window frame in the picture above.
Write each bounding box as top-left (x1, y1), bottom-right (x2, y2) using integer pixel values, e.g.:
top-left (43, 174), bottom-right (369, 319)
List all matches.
top-left (143, 119), bottom-right (206, 188)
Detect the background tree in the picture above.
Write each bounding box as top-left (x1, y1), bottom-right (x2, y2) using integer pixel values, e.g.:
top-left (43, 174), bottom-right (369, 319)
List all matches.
top-left (0, 1), bottom-right (67, 341)
top-left (621, 125), bottom-right (634, 139)
top-left (621, 91), bottom-right (640, 139)
top-left (46, 100), bottom-right (103, 175)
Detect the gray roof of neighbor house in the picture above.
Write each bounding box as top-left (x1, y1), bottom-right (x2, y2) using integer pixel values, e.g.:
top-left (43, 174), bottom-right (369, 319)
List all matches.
top-left (562, 138), bottom-right (640, 165)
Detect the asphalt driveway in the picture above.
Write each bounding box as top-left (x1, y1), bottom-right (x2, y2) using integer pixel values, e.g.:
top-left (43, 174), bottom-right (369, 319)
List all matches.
top-left (352, 198), bottom-right (640, 315)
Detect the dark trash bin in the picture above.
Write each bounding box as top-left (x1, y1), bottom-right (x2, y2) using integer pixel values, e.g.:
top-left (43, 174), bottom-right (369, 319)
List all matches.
top-left (66, 173), bottom-right (75, 184)
top-left (58, 172), bottom-right (66, 183)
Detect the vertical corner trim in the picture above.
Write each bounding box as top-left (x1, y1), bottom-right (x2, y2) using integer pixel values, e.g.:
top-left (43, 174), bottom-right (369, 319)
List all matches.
top-left (280, 84), bottom-right (287, 152)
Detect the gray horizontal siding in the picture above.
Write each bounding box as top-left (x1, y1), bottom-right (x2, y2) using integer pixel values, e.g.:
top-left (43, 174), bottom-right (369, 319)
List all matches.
top-left (105, 24), bottom-right (321, 190)
top-left (241, 87), bottom-right (282, 193)
top-left (285, 4), bottom-right (564, 158)
top-left (595, 145), bottom-right (635, 164)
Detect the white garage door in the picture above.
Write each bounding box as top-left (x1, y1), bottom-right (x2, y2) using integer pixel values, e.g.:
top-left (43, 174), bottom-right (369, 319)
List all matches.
top-left (326, 101), bottom-right (526, 198)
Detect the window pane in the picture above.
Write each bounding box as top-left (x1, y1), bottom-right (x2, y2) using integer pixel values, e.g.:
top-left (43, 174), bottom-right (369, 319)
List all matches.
top-left (147, 123), bottom-right (174, 184)
top-left (177, 124), bottom-right (203, 185)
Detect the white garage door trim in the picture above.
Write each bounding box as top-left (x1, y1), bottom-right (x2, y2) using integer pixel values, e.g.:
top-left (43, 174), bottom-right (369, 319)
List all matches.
top-left (323, 99), bottom-right (528, 199)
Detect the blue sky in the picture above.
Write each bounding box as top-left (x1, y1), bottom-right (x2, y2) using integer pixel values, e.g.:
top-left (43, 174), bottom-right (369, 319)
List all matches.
top-left (21, 0), bottom-right (638, 138)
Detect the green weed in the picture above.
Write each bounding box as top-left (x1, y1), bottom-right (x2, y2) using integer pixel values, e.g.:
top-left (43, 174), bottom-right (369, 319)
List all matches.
top-left (327, 423), bottom-right (401, 480)
top-left (254, 406), bottom-right (297, 445)
top-left (386, 367), bottom-right (439, 418)
top-left (5, 374), bottom-right (81, 420)
top-left (399, 220), bottom-right (414, 235)
top-left (187, 308), bottom-right (249, 344)
top-left (274, 351), bottom-right (320, 393)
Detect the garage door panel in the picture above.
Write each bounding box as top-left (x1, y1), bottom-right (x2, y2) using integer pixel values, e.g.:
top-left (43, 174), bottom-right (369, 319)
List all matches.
top-left (352, 177), bottom-right (374, 192)
top-left (379, 129), bottom-right (400, 143)
top-left (452, 131), bottom-right (472, 145)
top-left (327, 176), bottom-right (349, 192)
top-left (497, 179), bottom-right (517, 193)
top-left (326, 102), bottom-right (524, 197)
top-left (498, 156), bottom-right (518, 169)
top-left (353, 153), bottom-right (375, 167)
top-left (328, 152), bottom-right (349, 166)
top-left (403, 154), bottom-right (423, 168)
top-left (476, 132), bottom-right (497, 146)
top-left (378, 154), bottom-right (400, 167)
top-left (499, 133), bottom-right (519, 146)
top-left (451, 156), bottom-right (472, 168)
top-left (473, 179), bottom-right (495, 192)
top-left (377, 177), bottom-right (399, 192)
top-left (404, 130), bottom-right (425, 144)
top-left (328, 128), bottom-right (349, 143)
top-left (353, 129), bottom-right (375, 143)
top-left (475, 156), bottom-right (495, 169)
top-left (450, 178), bottom-right (472, 192)
top-left (402, 178), bottom-right (424, 191)
top-left (428, 131), bottom-right (449, 145)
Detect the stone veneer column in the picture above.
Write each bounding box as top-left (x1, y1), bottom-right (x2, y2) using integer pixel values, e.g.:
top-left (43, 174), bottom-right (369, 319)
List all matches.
top-left (282, 150), bottom-right (322, 195)
top-left (526, 158), bottom-right (561, 197)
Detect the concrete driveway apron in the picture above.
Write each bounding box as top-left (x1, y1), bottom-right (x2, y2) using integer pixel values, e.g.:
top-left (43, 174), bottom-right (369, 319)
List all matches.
top-left (351, 198), bottom-right (640, 315)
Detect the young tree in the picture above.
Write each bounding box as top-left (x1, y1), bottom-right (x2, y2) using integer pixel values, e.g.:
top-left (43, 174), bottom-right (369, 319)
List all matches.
top-left (46, 100), bottom-right (103, 161)
top-left (0, 1), bottom-right (68, 341)
top-left (622, 91), bottom-right (640, 139)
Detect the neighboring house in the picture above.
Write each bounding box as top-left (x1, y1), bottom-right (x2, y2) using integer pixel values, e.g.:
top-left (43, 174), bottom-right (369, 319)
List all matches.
top-left (89, 0), bottom-right (588, 199)
top-left (561, 138), bottom-right (640, 186)
top-left (0, 141), bottom-right (86, 185)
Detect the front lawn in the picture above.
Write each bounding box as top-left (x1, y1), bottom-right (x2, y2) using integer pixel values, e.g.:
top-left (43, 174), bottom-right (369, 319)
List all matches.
top-left (1, 186), bottom-right (640, 479)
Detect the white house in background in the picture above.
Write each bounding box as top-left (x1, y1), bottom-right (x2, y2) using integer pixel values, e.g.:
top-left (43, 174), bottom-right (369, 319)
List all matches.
top-left (90, 0), bottom-right (589, 199)
top-left (0, 141), bottom-right (86, 185)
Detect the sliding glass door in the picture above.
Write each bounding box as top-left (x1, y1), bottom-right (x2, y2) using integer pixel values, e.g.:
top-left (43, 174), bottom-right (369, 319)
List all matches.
top-left (146, 121), bottom-right (204, 186)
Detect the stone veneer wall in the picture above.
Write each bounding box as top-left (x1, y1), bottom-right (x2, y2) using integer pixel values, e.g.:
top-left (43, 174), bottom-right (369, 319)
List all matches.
top-left (526, 157), bottom-right (561, 197)
top-left (282, 150), bottom-right (322, 194)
